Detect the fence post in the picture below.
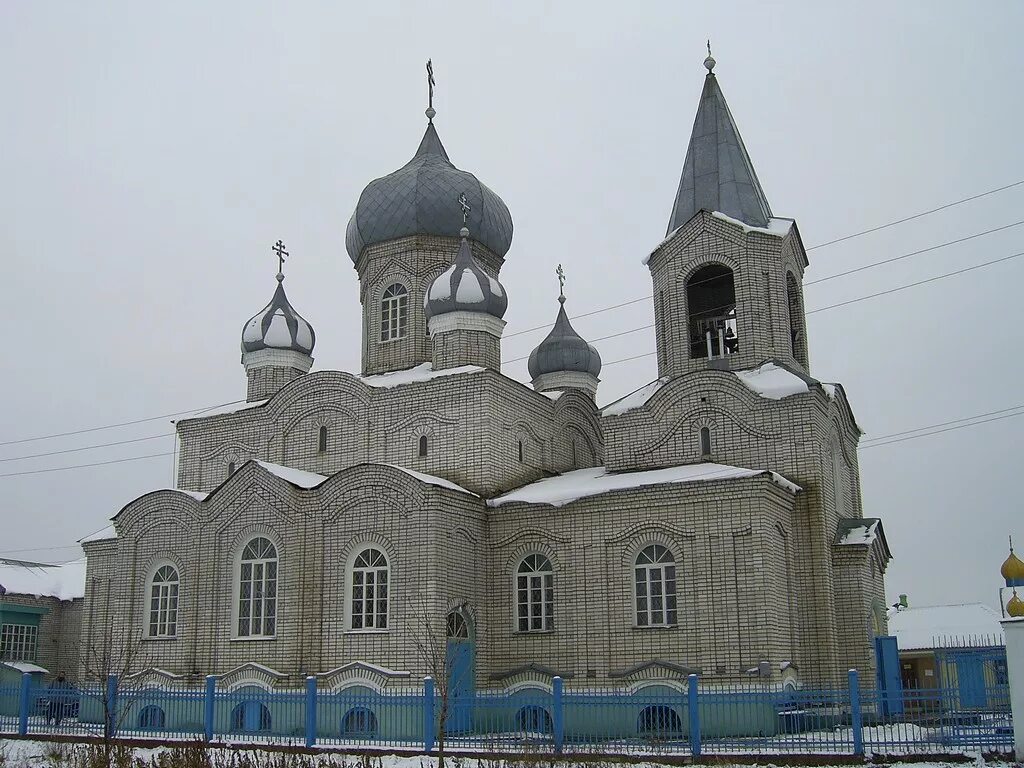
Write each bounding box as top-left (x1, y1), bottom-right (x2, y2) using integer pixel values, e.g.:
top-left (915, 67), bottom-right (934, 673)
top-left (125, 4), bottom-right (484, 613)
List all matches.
top-left (203, 674), bottom-right (216, 742)
top-left (423, 676), bottom-right (435, 754)
top-left (105, 674), bottom-right (118, 739)
top-left (552, 675), bottom-right (564, 754)
top-left (305, 675), bottom-right (317, 749)
top-left (849, 669), bottom-right (863, 756)
top-left (688, 673), bottom-right (701, 757)
top-left (18, 672), bottom-right (31, 736)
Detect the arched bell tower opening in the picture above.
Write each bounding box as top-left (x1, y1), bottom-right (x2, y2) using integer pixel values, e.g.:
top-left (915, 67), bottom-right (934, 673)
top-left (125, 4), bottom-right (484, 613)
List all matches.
top-left (687, 264), bottom-right (737, 360)
top-left (786, 272), bottom-right (808, 369)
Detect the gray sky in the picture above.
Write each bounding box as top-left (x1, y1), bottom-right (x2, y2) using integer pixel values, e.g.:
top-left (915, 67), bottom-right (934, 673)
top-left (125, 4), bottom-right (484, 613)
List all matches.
top-left (2, 1), bottom-right (1022, 612)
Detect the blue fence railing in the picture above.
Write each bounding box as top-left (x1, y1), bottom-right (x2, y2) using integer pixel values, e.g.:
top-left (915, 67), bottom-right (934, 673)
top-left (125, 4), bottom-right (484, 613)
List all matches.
top-left (0, 670), bottom-right (1013, 755)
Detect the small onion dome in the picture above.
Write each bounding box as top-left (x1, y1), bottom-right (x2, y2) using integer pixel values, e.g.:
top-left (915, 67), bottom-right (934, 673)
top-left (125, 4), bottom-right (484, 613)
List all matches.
top-left (1001, 549), bottom-right (1024, 585)
top-left (1008, 590), bottom-right (1024, 618)
top-left (528, 296), bottom-right (602, 379)
top-left (345, 122), bottom-right (513, 263)
top-left (425, 227), bottom-right (507, 320)
top-left (241, 277), bottom-right (315, 355)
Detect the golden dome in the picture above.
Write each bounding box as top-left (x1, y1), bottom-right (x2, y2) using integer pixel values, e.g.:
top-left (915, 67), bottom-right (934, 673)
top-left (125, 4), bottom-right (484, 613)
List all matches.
top-left (1001, 550), bottom-right (1024, 582)
top-left (1008, 591), bottom-right (1024, 618)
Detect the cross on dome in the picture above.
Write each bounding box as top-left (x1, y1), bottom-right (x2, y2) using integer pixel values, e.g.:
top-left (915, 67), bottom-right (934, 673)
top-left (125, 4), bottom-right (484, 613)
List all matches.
top-left (556, 264), bottom-right (566, 303)
top-left (458, 192), bottom-right (471, 224)
top-left (426, 59), bottom-right (436, 121)
top-left (272, 239), bottom-right (289, 281)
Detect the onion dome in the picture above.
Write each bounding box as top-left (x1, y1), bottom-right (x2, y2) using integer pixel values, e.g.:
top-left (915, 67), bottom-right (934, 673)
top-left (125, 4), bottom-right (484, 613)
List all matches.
top-left (345, 121), bottom-right (513, 263)
top-left (1001, 539), bottom-right (1024, 586)
top-left (1008, 591), bottom-right (1024, 618)
top-left (528, 292), bottom-right (602, 380)
top-left (425, 227), bottom-right (507, 320)
top-left (241, 274), bottom-right (315, 355)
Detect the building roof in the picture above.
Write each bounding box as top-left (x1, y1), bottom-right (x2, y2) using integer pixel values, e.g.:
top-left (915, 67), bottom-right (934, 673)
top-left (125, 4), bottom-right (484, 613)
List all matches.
top-left (241, 277), bottom-right (315, 355)
top-left (345, 121), bottom-right (513, 262)
top-left (425, 227), bottom-right (507, 320)
top-left (666, 65), bottom-right (773, 233)
top-left (528, 296), bottom-right (602, 379)
top-left (0, 558), bottom-right (86, 601)
top-left (888, 603), bottom-right (1005, 651)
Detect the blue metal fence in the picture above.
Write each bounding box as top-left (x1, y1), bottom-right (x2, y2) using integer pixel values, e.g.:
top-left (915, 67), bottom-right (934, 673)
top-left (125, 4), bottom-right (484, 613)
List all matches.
top-left (0, 669), bottom-right (1012, 756)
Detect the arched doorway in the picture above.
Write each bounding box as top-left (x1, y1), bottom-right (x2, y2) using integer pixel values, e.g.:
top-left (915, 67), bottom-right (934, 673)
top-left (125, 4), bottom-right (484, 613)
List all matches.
top-left (686, 264), bottom-right (737, 359)
top-left (445, 607), bottom-right (475, 733)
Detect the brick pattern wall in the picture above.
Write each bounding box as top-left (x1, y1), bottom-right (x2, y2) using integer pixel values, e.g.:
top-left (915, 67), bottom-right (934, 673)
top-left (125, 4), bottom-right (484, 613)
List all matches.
top-left (247, 365), bottom-right (306, 403)
top-left (3, 594), bottom-right (83, 682)
top-left (432, 328), bottom-right (501, 371)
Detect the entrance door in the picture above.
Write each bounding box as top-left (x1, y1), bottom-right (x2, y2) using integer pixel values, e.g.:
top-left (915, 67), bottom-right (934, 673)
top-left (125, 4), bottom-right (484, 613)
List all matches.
top-left (446, 609), bottom-right (475, 734)
top-left (955, 654), bottom-right (987, 708)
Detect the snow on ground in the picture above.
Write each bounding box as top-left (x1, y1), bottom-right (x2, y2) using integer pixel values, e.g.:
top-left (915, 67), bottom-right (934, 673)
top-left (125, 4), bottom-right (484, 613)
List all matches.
top-left (489, 464), bottom-right (800, 508)
top-left (734, 363), bottom-right (809, 400)
top-left (0, 558), bottom-right (86, 600)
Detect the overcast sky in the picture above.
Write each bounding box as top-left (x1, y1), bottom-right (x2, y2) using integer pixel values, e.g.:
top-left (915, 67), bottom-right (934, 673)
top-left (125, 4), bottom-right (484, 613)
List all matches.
top-left (1, 2), bottom-right (1022, 613)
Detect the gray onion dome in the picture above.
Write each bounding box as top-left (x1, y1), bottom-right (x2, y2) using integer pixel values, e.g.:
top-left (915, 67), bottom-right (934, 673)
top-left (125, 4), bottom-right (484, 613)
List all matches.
top-left (425, 227), bottom-right (508, 320)
top-left (241, 278), bottom-right (315, 355)
top-left (528, 297), bottom-right (602, 378)
top-left (345, 122), bottom-right (513, 262)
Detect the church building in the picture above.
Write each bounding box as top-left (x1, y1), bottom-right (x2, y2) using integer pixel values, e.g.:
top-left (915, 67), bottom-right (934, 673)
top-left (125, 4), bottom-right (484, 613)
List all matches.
top-left (81, 54), bottom-right (890, 697)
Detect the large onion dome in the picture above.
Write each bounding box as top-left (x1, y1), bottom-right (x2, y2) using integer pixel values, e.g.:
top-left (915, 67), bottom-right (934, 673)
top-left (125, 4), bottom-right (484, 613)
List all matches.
top-left (1008, 591), bottom-right (1024, 618)
top-left (528, 295), bottom-right (602, 379)
top-left (1001, 541), bottom-right (1024, 586)
top-left (425, 227), bottom-right (507, 320)
top-left (241, 276), bottom-right (315, 355)
top-left (345, 121), bottom-right (513, 263)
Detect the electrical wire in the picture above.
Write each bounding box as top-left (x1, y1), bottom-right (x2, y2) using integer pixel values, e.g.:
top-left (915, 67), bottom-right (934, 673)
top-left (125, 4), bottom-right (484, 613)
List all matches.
top-left (0, 433), bottom-right (168, 463)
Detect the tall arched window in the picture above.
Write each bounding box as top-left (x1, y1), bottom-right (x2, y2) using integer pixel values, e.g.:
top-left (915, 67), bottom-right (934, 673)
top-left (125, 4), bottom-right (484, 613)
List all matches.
top-left (516, 554), bottom-right (554, 632)
top-left (237, 537), bottom-right (278, 638)
top-left (786, 272), bottom-right (808, 366)
top-left (635, 545), bottom-right (677, 627)
top-left (832, 445), bottom-right (846, 515)
top-left (147, 565), bottom-right (179, 638)
top-left (380, 283), bottom-right (409, 341)
top-left (686, 264), bottom-right (737, 359)
top-left (318, 425), bottom-right (328, 453)
top-left (227, 461), bottom-right (236, 477)
top-left (699, 426), bottom-right (712, 456)
top-left (350, 548), bottom-right (389, 630)
top-left (418, 435), bottom-right (428, 457)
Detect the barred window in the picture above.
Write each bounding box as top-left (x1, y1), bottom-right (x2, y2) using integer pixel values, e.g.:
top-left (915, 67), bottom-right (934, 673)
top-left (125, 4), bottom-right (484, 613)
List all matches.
top-left (635, 545), bottom-right (677, 627)
top-left (0, 624), bottom-right (38, 661)
top-left (147, 565), bottom-right (179, 638)
top-left (237, 537), bottom-right (278, 637)
top-left (350, 548), bottom-right (389, 630)
top-left (516, 554), bottom-right (554, 632)
top-left (380, 284), bottom-right (408, 342)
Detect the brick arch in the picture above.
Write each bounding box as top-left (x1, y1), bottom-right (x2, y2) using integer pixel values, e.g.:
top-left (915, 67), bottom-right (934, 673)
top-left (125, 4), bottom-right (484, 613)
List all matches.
top-left (503, 540), bottom-right (563, 575)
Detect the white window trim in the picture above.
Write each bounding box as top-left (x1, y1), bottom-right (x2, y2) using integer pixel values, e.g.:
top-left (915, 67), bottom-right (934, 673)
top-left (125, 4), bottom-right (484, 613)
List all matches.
top-left (343, 545), bottom-right (391, 633)
top-left (231, 535), bottom-right (281, 641)
top-left (143, 561), bottom-right (181, 640)
top-left (379, 284), bottom-right (409, 343)
top-left (513, 553), bottom-right (555, 634)
top-left (633, 544), bottom-right (678, 629)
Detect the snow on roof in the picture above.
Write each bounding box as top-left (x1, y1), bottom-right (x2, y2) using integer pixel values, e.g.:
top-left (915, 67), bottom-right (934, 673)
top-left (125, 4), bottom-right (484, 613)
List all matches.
top-left (837, 519), bottom-right (880, 546)
top-left (383, 465), bottom-right (477, 496)
top-left (488, 463), bottom-right (800, 508)
top-left (602, 379), bottom-right (667, 416)
top-left (0, 558), bottom-right (86, 601)
top-left (734, 362), bottom-right (810, 400)
top-left (1, 661), bottom-right (49, 674)
top-left (186, 399), bottom-right (268, 419)
top-left (358, 362), bottom-right (484, 389)
top-left (540, 391), bottom-right (564, 401)
top-left (711, 211), bottom-right (794, 237)
top-left (80, 525), bottom-right (116, 544)
top-left (888, 603), bottom-right (1005, 651)
top-left (255, 461), bottom-right (328, 489)
top-left (822, 383), bottom-right (838, 401)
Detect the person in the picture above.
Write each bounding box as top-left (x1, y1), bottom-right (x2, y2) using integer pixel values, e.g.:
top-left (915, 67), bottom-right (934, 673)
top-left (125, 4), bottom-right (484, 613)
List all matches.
top-left (724, 327), bottom-right (739, 354)
top-left (46, 672), bottom-right (73, 726)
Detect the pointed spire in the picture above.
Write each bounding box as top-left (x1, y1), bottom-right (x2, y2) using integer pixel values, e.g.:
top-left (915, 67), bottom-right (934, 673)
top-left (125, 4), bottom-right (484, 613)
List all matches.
top-left (666, 50), bottom-right (773, 234)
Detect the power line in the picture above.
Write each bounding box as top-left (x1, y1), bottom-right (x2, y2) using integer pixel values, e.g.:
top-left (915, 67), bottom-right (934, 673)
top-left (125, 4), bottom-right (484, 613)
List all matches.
top-left (0, 452), bottom-right (174, 479)
top-left (859, 404), bottom-right (1024, 444)
top-left (860, 410), bottom-right (1024, 450)
top-left (0, 433), bottom-right (169, 463)
top-left (807, 180), bottom-right (1024, 250)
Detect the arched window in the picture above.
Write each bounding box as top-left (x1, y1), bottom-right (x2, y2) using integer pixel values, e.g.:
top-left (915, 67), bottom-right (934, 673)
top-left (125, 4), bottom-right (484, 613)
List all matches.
top-left (318, 425), bottom-right (328, 453)
top-left (699, 426), bottom-right (712, 456)
top-left (635, 545), bottom-right (677, 627)
top-left (380, 283), bottom-right (409, 341)
top-left (227, 461), bottom-right (236, 477)
top-left (638, 705), bottom-right (682, 736)
top-left (446, 611), bottom-right (470, 638)
top-left (516, 705), bottom-right (553, 734)
top-left (350, 548), bottom-right (389, 630)
top-left (342, 707), bottom-right (378, 736)
top-left (237, 537), bottom-right (278, 638)
top-left (517, 440), bottom-right (524, 463)
top-left (418, 435), bottom-right (428, 458)
top-left (833, 445), bottom-right (846, 515)
top-left (786, 272), bottom-right (808, 366)
top-left (686, 264), bottom-right (737, 359)
top-left (148, 565), bottom-right (179, 638)
top-left (138, 705), bottom-right (166, 730)
top-left (516, 554), bottom-right (554, 632)
top-left (230, 701), bottom-right (271, 732)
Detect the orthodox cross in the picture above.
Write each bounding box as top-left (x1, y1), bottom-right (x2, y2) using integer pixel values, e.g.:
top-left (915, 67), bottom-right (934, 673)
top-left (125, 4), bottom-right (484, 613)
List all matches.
top-left (707, 40), bottom-right (712, 57)
top-left (556, 264), bottom-right (566, 301)
top-left (426, 59), bottom-right (435, 111)
top-left (458, 192), bottom-right (471, 224)
top-left (272, 239), bottom-right (288, 277)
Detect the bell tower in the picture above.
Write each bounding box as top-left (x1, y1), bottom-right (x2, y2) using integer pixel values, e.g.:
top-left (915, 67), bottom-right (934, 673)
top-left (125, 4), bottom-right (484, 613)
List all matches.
top-left (648, 51), bottom-right (811, 379)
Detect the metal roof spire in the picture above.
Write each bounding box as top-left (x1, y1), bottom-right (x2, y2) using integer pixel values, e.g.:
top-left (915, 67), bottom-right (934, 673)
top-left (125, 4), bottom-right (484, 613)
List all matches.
top-left (665, 47), bottom-right (773, 234)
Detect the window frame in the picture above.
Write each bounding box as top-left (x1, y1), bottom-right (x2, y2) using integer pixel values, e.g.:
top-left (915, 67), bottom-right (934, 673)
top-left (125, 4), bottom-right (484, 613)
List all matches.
top-left (0, 623), bottom-right (38, 662)
top-left (234, 536), bottom-right (279, 640)
top-left (633, 544), bottom-right (678, 628)
top-left (379, 283), bottom-right (409, 342)
top-left (515, 553), bottom-right (554, 633)
top-left (346, 546), bottom-right (390, 632)
top-left (318, 425), bottom-right (328, 453)
top-left (146, 563), bottom-right (180, 639)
